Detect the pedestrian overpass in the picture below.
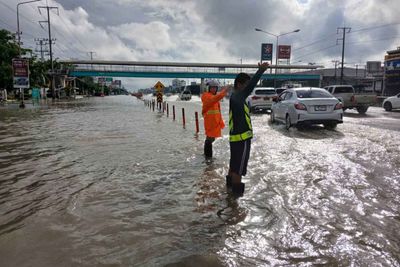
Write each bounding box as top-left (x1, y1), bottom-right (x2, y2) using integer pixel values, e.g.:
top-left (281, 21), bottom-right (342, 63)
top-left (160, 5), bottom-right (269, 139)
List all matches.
top-left (60, 60), bottom-right (323, 87)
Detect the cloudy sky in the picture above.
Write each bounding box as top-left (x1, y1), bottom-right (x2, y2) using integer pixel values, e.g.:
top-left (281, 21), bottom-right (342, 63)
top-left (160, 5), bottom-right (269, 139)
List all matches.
top-left (0, 0), bottom-right (399, 90)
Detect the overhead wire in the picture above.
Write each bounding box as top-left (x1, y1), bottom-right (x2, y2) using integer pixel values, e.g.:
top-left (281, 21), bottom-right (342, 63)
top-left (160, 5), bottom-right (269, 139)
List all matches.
top-left (33, 5), bottom-right (87, 59)
top-left (349, 22), bottom-right (400, 34)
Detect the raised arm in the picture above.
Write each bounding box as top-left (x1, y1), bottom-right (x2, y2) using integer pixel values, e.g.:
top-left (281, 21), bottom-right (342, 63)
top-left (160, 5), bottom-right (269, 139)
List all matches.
top-left (202, 89), bottom-right (227, 113)
top-left (241, 62), bottom-right (269, 98)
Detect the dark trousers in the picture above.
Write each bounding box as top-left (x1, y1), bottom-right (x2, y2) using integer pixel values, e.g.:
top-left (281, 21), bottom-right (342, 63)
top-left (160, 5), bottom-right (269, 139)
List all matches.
top-left (204, 137), bottom-right (215, 158)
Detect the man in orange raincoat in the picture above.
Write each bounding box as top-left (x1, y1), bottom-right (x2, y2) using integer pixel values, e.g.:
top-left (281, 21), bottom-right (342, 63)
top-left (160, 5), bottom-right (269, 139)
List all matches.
top-left (201, 80), bottom-right (227, 158)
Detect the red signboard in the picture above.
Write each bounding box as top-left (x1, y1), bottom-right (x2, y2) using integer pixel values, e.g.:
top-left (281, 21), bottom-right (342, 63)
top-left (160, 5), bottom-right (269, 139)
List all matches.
top-left (12, 58), bottom-right (30, 88)
top-left (278, 45), bottom-right (291, 59)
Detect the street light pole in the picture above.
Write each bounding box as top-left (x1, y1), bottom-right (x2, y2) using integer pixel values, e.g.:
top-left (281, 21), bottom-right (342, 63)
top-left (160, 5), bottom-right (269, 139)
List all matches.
top-left (255, 28), bottom-right (300, 86)
top-left (17, 0), bottom-right (41, 56)
top-left (16, 0), bottom-right (41, 108)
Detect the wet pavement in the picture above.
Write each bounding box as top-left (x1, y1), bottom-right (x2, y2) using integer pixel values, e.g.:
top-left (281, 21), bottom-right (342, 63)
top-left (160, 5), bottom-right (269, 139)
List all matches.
top-left (0, 96), bottom-right (399, 266)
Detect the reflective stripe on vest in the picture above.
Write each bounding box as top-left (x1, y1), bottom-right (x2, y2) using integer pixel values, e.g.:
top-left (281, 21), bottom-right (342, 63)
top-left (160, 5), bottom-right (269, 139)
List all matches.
top-left (229, 103), bottom-right (253, 142)
top-left (229, 130), bottom-right (253, 142)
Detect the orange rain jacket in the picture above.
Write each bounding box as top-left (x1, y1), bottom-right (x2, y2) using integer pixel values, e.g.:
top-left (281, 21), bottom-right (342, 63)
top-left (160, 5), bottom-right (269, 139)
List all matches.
top-left (201, 89), bottom-right (227, 138)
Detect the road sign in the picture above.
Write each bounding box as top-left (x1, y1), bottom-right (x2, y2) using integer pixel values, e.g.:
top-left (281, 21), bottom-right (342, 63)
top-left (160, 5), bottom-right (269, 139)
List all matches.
top-left (156, 91), bottom-right (163, 103)
top-left (12, 58), bottom-right (30, 89)
top-left (154, 81), bottom-right (165, 91)
top-left (278, 45), bottom-right (291, 59)
top-left (261, 43), bottom-right (273, 61)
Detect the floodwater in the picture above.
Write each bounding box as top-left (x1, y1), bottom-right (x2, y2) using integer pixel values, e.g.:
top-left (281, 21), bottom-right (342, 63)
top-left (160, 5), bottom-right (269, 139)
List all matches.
top-left (0, 96), bottom-right (399, 266)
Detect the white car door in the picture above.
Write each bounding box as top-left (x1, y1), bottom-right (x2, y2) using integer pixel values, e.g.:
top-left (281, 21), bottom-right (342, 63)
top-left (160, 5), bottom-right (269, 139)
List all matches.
top-left (393, 94), bottom-right (400, 108)
top-left (275, 92), bottom-right (287, 119)
top-left (281, 91), bottom-right (293, 118)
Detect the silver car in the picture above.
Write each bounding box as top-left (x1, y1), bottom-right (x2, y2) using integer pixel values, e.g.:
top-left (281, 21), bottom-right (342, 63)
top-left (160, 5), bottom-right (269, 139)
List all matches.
top-left (271, 87), bottom-right (343, 130)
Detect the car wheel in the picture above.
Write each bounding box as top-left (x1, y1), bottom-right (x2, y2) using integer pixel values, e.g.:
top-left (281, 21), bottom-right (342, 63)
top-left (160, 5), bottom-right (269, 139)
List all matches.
top-left (285, 114), bottom-right (291, 130)
top-left (324, 122), bottom-right (337, 130)
top-left (356, 106), bottom-right (368, 114)
top-left (384, 102), bottom-right (392, 111)
top-left (270, 110), bottom-right (275, 123)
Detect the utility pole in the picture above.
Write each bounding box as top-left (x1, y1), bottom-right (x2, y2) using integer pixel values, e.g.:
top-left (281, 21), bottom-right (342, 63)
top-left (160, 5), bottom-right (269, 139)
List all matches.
top-left (34, 38), bottom-right (49, 61)
top-left (337, 27), bottom-right (351, 85)
top-left (88, 51), bottom-right (96, 70)
top-left (88, 51), bottom-right (96, 60)
top-left (332, 60), bottom-right (340, 84)
top-left (38, 5), bottom-right (58, 100)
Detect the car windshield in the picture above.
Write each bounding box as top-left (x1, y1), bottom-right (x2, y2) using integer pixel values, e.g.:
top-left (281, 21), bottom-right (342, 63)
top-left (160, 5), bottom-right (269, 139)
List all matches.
top-left (296, 89), bottom-right (333, 99)
top-left (255, 89), bottom-right (275, 95)
top-left (334, 86), bottom-right (354, 93)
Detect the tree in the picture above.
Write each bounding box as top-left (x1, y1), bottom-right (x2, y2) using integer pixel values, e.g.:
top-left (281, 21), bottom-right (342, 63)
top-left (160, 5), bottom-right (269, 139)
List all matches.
top-left (0, 29), bottom-right (19, 90)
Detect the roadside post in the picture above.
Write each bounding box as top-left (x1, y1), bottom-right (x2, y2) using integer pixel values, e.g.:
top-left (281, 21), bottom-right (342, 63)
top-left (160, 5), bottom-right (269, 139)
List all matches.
top-left (167, 103), bottom-right (169, 117)
top-left (182, 108), bottom-right (186, 128)
top-left (195, 112), bottom-right (199, 133)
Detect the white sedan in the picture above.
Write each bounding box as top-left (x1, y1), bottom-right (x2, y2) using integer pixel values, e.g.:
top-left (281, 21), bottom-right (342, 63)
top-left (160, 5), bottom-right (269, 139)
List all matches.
top-left (383, 93), bottom-right (400, 111)
top-left (271, 87), bottom-right (343, 130)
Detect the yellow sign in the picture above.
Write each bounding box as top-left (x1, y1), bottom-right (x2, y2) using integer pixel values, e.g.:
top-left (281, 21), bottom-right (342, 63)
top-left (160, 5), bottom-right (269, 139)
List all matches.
top-left (154, 81), bottom-right (165, 91)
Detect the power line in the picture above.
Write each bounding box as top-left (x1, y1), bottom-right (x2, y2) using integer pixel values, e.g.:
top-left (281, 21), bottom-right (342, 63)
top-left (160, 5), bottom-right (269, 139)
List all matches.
top-left (346, 35), bottom-right (400, 45)
top-left (38, 4), bottom-right (58, 99)
top-left (34, 5), bottom-right (89, 59)
top-left (294, 43), bottom-right (338, 61)
top-left (292, 33), bottom-right (337, 52)
top-left (350, 22), bottom-right (400, 34)
top-left (56, 12), bottom-right (90, 51)
top-left (0, 18), bottom-right (16, 31)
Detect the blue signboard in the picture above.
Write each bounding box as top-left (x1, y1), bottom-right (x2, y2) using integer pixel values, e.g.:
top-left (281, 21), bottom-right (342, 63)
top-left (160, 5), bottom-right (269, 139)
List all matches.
top-left (261, 43), bottom-right (273, 61)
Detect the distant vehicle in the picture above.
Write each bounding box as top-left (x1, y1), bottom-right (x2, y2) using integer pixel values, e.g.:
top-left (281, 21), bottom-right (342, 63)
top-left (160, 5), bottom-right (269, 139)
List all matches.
top-left (246, 87), bottom-right (277, 112)
top-left (271, 87), bottom-right (343, 130)
top-left (383, 93), bottom-right (400, 111)
top-left (324, 85), bottom-right (377, 114)
top-left (179, 89), bottom-right (192, 101)
top-left (183, 84), bottom-right (201, 95)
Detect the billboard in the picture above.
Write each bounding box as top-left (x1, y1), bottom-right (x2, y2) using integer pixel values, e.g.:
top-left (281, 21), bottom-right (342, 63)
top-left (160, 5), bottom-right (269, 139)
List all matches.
top-left (367, 61), bottom-right (381, 73)
top-left (12, 58), bottom-right (30, 89)
top-left (278, 45), bottom-right (291, 59)
top-left (261, 43), bottom-right (273, 61)
top-left (385, 58), bottom-right (400, 95)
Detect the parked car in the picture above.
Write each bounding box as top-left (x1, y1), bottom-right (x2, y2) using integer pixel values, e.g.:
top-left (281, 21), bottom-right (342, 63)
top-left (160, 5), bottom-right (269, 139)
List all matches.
top-left (324, 85), bottom-right (377, 114)
top-left (383, 93), bottom-right (400, 111)
top-left (246, 87), bottom-right (277, 113)
top-left (179, 89), bottom-right (192, 101)
top-left (271, 87), bottom-right (343, 130)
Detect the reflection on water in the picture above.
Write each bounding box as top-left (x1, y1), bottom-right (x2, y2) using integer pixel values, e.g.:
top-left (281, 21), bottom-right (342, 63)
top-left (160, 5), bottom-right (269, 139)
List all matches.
top-left (0, 96), bottom-right (399, 266)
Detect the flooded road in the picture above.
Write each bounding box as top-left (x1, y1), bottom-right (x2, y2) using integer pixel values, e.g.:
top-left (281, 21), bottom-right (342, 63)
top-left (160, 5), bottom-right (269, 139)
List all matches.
top-left (0, 96), bottom-right (399, 266)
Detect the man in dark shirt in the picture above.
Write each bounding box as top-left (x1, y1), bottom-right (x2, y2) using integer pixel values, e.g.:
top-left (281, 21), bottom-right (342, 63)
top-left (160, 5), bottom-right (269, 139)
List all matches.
top-left (227, 62), bottom-right (269, 196)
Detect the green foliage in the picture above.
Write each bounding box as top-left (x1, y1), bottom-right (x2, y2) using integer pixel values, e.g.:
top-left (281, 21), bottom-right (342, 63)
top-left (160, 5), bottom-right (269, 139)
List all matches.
top-left (0, 29), bottom-right (19, 90)
top-left (0, 29), bottom-right (59, 90)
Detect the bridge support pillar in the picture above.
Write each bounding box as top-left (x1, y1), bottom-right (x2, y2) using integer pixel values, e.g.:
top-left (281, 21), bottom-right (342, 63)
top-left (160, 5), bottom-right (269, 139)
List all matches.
top-left (200, 78), bottom-right (205, 94)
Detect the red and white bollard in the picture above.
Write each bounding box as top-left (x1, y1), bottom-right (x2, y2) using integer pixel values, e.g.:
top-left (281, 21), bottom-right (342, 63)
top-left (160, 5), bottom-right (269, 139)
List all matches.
top-left (182, 108), bottom-right (185, 128)
top-left (195, 111), bottom-right (199, 133)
